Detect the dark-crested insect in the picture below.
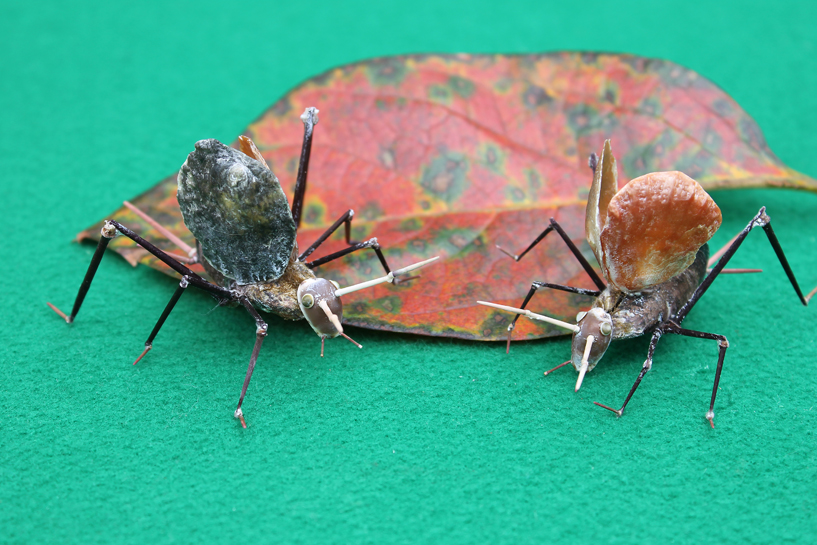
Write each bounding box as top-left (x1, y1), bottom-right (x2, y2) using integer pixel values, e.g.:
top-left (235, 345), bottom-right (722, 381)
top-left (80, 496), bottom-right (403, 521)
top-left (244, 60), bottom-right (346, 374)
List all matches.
top-left (479, 140), bottom-right (810, 427)
top-left (48, 107), bottom-right (438, 427)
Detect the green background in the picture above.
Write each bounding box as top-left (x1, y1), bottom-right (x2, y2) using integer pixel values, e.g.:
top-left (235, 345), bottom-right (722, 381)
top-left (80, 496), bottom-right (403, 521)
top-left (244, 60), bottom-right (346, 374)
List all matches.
top-left (2, 1), bottom-right (816, 543)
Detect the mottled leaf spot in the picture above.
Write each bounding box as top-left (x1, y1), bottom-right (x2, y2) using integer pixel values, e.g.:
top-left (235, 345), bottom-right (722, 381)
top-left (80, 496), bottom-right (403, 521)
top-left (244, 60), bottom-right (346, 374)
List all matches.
top-left (366, 58), bottom-right (407, 86)
top-left (429, 84), bottom-right (452, 105)
top-left (602, 82), bottom-right (619, 104)
top-left (449, 76), bottom-right (475, 98)
top-left (638, 97), bottom-right (662, 117)
top-left (369, 296), bottom-right (402, 314)
top-left (567, 104), bottom-right (619, 137)
top-left (430, 227), bottom-right (487, 257)
top-left (358, 201), bottom-right (384, 221)
top-left (271, 98), bottom-right (291, 117)
top-left (419, 151), bottom-right (470, 204)
top-left (525, 169), bottom-right (543, 191)
top-left (621, 131), bottom-right (681, 176)
top-left (506, 186), bottom-right (526, 203)
top-left (398, 218), bottom-right (423, 232)
top-left (303, 202), bottom-right (325, 226)
top-left (739, 118), bottom-right (769, 151)
top-left (523, 85), bottom-right (553, 109)
top-left (478, 143), bottom-right (505, 173)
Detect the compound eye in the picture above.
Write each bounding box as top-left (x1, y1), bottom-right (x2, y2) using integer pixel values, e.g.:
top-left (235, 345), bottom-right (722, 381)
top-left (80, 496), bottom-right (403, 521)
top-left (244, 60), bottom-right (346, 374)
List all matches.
top-left (600, 321), bottom-right (612, 336)
top-left (301, 293), bottom-right (315, 309)
top-left (576, 311), bottom-right (587, 323)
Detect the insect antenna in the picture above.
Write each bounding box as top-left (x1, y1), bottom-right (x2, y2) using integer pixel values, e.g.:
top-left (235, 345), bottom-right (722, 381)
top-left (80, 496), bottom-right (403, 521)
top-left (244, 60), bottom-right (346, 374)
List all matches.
top-left (340, 333), bottom-right (362, 349)
top-left (333, 257), bottom-right (440, 296)
top-left (476, 302), bottom-right (579, 333)
top-left (544, 360), bottom-right (570, 376)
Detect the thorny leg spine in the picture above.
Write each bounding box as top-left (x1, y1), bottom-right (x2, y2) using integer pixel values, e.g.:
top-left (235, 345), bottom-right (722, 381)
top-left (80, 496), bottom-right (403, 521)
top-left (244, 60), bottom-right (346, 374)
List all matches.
top-left (675, 207), bottom-right (807, 323)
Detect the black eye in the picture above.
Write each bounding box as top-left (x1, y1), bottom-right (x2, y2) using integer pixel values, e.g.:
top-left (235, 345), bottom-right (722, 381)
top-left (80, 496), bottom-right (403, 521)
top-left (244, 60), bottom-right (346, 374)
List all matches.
top-left (301, 293), bottom-right (314, 308)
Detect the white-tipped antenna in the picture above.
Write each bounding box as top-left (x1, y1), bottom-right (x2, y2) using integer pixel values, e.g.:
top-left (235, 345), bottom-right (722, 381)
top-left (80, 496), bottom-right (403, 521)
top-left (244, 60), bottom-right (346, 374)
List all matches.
top-left (477, 301), bottom-right (580, 333)
top-left (575, 335), bottom-right (595, 392)
top-left (334, 256), bottom-right (440, 297)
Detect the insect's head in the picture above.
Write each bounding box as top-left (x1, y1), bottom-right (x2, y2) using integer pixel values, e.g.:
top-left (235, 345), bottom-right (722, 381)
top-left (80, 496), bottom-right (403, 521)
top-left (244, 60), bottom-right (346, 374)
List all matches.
top-left (476, 301), bottom-right (613, 391)
top-left (298, 256), bottom-right (440, 353)
top-left (570, 307), bottom-right (613, 391)
top-left (298, 278), bottom-right (345, 339)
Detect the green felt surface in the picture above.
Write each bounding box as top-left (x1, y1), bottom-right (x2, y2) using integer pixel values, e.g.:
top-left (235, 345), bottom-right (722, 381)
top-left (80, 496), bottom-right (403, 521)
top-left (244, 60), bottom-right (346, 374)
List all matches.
top-left (2, 1), bottom-right (817, 543)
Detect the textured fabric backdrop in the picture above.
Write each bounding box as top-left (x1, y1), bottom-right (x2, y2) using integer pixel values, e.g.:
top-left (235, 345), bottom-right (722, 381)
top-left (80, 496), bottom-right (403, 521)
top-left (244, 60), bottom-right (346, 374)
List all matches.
top-left (1, 1), bottom-right (816, 543)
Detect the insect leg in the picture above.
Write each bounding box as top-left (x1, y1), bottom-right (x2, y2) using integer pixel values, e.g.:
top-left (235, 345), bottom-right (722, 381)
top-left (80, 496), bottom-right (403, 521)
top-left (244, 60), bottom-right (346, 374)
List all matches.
top-left (234, 298), bottom-right (269, 429)
top-left (594, 328), bottom-right (664, 417)
top-left (675, 207), bottom-right (808, 323)
top-left (299, 209), bottom-right (358, 261)
top-left (48, 220), bottom-right (232, 323)
top-left (497, 218), bottom-right (606, 290)
top-left (291, 107), bottom-right (319, 229)
top-left (131, 276), bottom-right (190, 365)
top-left (662, 322), bottom-right (728, 428)
top-left (505, 281), bottom-right (600, 353)
top-left (299, 209), bottom-right (401, 278)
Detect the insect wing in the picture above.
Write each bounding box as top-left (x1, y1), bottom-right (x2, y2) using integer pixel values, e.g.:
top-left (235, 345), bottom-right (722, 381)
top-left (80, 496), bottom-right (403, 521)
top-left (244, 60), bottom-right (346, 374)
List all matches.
top-left (598, 171), bottom-right (722, 292)
top-left (177, 139), bottom-right (297, 284)
top-left (585, 139), bottom-right (619, 266)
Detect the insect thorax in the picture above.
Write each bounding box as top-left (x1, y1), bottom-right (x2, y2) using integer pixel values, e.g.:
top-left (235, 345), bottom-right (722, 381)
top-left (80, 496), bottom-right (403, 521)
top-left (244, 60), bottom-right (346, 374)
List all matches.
top-left (598, 244), bottom-right (709, 340)
top-left (201, 245), bottom-right (316, 321)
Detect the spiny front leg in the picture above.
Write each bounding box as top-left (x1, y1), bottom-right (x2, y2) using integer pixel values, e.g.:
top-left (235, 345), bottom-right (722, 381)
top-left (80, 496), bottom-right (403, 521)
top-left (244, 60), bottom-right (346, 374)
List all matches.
top-left (594, 328), bottom-right (664, 417)
top-left (661, 321), bottom-right (729, 428)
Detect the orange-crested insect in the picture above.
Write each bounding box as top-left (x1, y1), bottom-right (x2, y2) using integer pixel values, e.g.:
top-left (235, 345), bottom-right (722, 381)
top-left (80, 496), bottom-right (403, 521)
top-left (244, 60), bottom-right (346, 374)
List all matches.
top-left (480, 140), bottom-right (811, 427)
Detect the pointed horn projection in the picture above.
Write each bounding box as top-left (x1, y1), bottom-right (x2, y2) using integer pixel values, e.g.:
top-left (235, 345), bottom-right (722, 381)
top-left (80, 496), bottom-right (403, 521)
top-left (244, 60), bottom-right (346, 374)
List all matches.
top-left (575, 335), bottom-right (595, 392)
top-left (476, 301), bottom-right (580, 333)
top-left (334, 256), bottom-right (440, 297)
top-left (318, 299), bottom-right (343, 334)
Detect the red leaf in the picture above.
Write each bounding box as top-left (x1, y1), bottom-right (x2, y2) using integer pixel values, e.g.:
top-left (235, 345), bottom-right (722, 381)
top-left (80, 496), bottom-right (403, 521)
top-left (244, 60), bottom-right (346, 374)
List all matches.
top-left (78, 53), bottom-right (817, 340)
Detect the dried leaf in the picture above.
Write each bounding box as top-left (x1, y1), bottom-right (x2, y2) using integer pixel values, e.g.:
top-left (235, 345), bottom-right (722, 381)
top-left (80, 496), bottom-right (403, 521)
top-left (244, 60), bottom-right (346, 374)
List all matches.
top-left (78, 52), bottom-right (817, 340)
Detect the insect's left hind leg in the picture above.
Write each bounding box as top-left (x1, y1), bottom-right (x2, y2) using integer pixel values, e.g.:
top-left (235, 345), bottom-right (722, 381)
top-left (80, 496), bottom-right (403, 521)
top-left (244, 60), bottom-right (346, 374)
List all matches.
top-left (233, 298), bottom-right (269, 429)
top-left (661, 322), bottom-right (729, 428)
top-left (675, 207), bottom-right (808, 323)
